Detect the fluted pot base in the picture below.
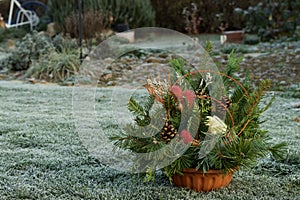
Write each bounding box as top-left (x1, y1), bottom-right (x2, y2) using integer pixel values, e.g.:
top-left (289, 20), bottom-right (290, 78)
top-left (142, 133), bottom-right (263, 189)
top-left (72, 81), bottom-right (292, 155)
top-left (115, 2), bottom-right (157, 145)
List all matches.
top-left (172, 168), bottom-right (234, 192)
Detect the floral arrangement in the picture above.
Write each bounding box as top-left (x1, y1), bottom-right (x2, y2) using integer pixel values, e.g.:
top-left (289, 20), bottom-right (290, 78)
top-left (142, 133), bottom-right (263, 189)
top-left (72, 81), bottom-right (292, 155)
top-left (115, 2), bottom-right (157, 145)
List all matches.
top-left (111, 49), bottom-right (286, 182)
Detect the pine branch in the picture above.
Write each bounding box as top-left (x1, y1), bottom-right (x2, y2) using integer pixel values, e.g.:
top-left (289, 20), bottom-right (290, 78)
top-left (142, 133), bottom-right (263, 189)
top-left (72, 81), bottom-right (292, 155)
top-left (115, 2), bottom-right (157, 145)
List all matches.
top-left (144, 94), bottom-right (155, 114)
top-left (248, 80), bottom-right (271, 116)
top-left (204, 40), bottom-right (213, 55)
top-left (237, 80), bottom-right (271, 136)
top-left (128, 96), bottom-right (145, 116)
top-left (163, 92), bottom-right (177, 119)
top-left (169, 58), bottom-right (185, 77)
top-left (225, 51), bottom-right (243, 79)
top-left (259, 95), bottom-right (275, 113)
top-left (128, 95), bottom-right (156, 126)
top-left (163, 147), bottom-right (196, 179)
top-left (169, 58), bottom-right (196, 90)
top-left (268, 142), bottom-right (287, 160)
top-left (230, 85), bottom-right (246, 104)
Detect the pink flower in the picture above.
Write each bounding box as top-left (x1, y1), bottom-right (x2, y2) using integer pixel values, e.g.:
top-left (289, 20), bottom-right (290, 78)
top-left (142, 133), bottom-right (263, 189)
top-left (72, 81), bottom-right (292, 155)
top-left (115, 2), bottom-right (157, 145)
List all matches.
top-left (180, 130), bottom-right (193, 144)
top-left (183, 90), bottom-right (194, 108)
top-left (170, 85), bottom-right (183, 100)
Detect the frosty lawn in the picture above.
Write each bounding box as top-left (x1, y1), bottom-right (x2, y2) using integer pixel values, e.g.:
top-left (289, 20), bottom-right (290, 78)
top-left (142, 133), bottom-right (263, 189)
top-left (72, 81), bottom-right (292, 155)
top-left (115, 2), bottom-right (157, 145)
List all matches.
top-left (0, 80), bottom-right (299, 199)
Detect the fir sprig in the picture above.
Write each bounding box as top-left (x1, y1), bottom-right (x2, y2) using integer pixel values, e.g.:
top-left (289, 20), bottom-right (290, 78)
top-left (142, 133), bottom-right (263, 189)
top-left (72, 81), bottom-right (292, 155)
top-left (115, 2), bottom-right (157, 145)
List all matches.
top-left (128, 95), bottom-right (155, 126)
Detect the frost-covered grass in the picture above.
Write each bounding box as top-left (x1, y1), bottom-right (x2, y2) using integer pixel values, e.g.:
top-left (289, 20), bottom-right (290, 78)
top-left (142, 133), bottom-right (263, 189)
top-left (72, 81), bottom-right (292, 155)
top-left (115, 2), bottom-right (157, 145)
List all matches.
top-left (0, 81), bottom-right (299, 199)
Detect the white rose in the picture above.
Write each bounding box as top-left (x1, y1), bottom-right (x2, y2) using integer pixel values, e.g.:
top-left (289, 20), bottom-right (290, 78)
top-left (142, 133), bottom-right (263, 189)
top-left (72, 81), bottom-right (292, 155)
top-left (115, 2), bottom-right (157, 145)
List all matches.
top-left (206, 115), bottom-right (227, 134)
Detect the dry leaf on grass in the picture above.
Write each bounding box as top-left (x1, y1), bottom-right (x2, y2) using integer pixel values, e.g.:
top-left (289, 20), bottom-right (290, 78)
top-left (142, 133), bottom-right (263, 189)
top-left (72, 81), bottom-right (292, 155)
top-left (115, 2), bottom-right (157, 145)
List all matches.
top-left (294, 117), bottom-right (300, 122)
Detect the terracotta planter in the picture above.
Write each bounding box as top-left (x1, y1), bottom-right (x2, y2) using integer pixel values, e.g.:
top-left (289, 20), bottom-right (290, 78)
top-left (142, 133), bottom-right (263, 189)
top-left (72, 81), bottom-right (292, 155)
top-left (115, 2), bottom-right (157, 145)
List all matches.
top-left (223, 30), bottom-right (244, 43)
top-left (172, 168), bottom-right (234, 192)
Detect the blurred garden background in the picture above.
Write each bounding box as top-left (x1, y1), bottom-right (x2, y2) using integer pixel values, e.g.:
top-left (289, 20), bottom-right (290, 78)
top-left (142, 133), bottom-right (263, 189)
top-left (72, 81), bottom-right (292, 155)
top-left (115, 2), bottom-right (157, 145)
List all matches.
top-left (0, 0), bottom-right (299, 199)
top-left (0, 0), bottom-right (299, 88)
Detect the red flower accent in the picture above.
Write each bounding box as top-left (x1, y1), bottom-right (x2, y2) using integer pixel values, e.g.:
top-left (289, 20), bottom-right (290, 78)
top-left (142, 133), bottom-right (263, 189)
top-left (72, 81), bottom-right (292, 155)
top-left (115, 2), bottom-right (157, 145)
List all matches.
top-left (170, 85), bottom-right (183, 100)
top-left (180, 130), bottom-right (193, 144)
top-left (183, 90), bottom-right (194, 108)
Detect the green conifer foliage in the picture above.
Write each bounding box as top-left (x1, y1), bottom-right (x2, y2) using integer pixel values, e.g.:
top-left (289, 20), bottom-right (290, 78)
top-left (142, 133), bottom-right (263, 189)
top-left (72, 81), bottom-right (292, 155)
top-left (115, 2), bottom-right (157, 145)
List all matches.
top-left (110, 49), bottom-right (286, 181)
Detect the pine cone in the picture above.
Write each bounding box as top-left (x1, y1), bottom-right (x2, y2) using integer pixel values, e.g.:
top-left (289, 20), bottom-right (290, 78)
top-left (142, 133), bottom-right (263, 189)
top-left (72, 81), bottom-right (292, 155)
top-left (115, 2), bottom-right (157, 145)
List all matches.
top-left (160, 121), bottom-right (177, 143)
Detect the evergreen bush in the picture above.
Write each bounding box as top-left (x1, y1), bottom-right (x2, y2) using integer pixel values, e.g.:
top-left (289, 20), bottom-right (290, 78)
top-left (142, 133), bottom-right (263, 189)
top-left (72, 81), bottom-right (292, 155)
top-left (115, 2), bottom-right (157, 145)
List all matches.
top-left (0, 28), bottom-right (27, 43)
top-left (238, 0), bottom-right (300, 41)
top-left (107, 0), bottom-right (155, 28)
top-left (0, 31), bottom-right (80, 82)
top-left (150, 0), bottom-right (262, 33)
top-left (64, 9), bottom-right (109, 38)
top-left (47, 0), bottom-right (155, 38)
top-left (0, 31), bottom-right (55, 71)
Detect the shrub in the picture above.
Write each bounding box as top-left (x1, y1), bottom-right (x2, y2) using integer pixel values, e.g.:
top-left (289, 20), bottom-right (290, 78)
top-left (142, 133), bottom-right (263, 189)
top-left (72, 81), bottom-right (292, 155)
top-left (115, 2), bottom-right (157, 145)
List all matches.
top-left (0, 31), bottom-right (55, 71)
top-left (52, 34), bottom-right (78, 53)
top-left (0, 30), bottom-right (80, 81)
top-left (26, 50), bottom-right (80, 82)
top-left (64, 9), bottom-right (108, 39)
top-left (20, 34), bottom-right (80, 82)
top-left (238, 0), bottom-right (300, 41)
top-left (243, 34), bottom-right (260, 45)
top-left (221, 45), bottom-right (249, 54)
top-left (47, 0), bottom-right (110, 39)
top-left (106, 0), bottom-right (155, 28)
top-left (150, 0), bottom-right (262, 33)
top-left (46, 0), bottom-right (77, 28)
top-left (47, 0), bottom-right (155, 38)
top-left (0, 28), bottom-right (27, 43)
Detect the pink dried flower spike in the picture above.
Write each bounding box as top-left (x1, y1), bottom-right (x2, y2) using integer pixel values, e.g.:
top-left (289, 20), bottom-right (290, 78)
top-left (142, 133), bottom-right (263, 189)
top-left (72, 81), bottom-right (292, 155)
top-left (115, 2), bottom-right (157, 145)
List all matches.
top-left (183, 90), bottom-right (195, 108)
top-left (180, 130), bottom-right (193, 144)
top-left (170, 85), bottom-right (183, 100)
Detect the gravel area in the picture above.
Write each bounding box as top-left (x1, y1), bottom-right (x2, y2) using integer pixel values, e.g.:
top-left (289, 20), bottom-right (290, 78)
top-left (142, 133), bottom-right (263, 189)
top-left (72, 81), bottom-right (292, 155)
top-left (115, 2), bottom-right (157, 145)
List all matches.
top-left (81, 40), bottom-right (300, 91)
top-left (1, 37), bottom-right (299, 92)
